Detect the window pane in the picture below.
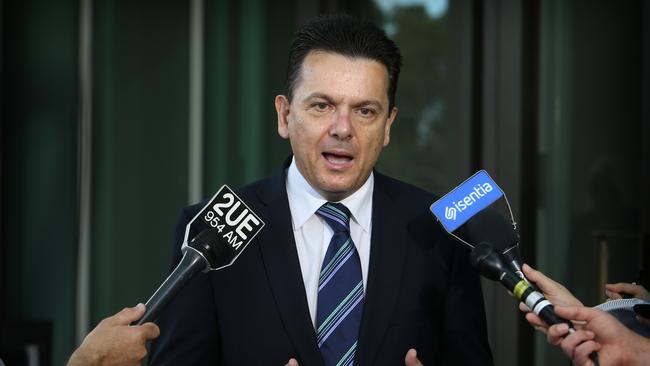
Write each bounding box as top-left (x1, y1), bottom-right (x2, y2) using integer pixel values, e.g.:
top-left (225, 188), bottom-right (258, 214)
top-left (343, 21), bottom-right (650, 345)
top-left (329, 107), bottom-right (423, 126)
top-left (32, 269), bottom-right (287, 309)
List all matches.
top-left (370, 0), bottom-right (472, 193)
top-left (536, 1), bottom-right (645, 365)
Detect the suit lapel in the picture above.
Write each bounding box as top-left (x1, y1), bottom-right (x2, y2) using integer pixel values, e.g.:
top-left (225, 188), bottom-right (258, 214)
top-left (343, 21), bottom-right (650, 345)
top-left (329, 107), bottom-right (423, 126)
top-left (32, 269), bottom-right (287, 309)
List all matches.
top-left (255, 166), bottom-right (324, 366)
top-left (356, 173), bottom-right (407, 365)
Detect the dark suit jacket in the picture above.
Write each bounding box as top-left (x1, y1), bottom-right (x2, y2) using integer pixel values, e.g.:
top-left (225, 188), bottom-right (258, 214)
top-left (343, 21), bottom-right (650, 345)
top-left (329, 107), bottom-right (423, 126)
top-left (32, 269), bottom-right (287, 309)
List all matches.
top-left (148, 162), bottom-right (494, 365)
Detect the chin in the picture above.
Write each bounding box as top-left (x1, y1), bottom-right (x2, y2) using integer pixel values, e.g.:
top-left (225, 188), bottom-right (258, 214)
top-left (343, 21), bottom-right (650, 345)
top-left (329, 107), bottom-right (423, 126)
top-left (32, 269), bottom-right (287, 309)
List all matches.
top-left (319, 182), bottom-right (357, 199)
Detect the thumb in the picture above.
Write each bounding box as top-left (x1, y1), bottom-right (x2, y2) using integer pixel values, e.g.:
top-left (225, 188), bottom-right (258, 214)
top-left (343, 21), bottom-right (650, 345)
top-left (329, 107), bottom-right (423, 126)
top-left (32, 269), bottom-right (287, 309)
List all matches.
top-left (553, 305), bottom-right (596, 323)
top-left (111, 303), bottom-right (147, 325)
top-left (404, 348), bottom-right (423, 366)
top-left (604, 283), bottom-right (628, 299)
top-left (139, 322), bottom-right (161, 340)
top-left (524, 265), bottom-right (554, 293)
top-left (285, 358), bottom-right (299, 366)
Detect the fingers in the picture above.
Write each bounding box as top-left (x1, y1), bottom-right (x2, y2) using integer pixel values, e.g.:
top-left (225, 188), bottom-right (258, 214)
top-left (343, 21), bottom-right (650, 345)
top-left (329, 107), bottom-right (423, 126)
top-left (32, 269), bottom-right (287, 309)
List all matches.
top-left (285, 358), bottom-right (299, 366)
top-left (546, 323), bottom-right (570, 346)
top-left (518, 301), bottom-right (531, 313)
top-left (568, 339), bottom-right (601, 366)
top-left (139, 322), bottom-right (161, 340)
top-left (522, 264), bottom-right (543, 284)
top-left (522, 263), bottom-right (556, 291)
top-left (110, 303), bottom-right (147, 326)
top-left (522, 264), bottom-right (559, 298)
top-left (404, 348), bottom-right (423, 366)
top-left (553, 306), bottom-right (597, 323)
top-left (605, 283), bottom-right (650, 301)
top-left (523, 264), bottom-right (583, 306)
top-left (525, 312), bottom-right (548, 334)
top-left (604, 289), bottom-right (622, 300)
top-left (557, 329), bottom-right (596, 360)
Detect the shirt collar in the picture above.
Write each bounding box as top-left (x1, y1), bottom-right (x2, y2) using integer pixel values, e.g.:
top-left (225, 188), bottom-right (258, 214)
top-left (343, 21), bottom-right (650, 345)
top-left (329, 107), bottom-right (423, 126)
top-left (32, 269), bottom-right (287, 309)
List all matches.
top-left (286, 157), bottom-right (373, 233)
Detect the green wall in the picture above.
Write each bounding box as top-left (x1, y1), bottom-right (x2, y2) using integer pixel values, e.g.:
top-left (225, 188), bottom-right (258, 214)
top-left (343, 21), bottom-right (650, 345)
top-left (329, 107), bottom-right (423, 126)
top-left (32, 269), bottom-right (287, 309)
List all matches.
top-left (1, 0), bottom-right (79, 364)
top-left (90, 0), bottom-right (191, 325)
top-left (1, 1), bottom-right (296, 364)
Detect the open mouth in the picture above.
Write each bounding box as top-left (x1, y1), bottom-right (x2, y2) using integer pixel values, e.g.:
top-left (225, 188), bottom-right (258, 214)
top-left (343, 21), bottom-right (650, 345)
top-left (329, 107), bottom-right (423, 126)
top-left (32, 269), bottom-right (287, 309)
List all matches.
top-left (322, 152), bottom-right (353, 165)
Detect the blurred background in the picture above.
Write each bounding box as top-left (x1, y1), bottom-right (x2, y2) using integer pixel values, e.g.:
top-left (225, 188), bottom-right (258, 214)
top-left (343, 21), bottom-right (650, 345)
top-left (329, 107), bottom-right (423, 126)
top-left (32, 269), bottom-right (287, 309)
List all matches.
top-left (1, 0), bottom-right (648, 365)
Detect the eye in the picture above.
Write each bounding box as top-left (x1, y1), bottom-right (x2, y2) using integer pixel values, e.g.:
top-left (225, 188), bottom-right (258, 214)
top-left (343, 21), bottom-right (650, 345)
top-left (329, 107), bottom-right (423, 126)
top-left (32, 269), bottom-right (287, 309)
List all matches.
top-left (358, 107), bottom-right (376, 118)
top-left (311, 102), bottom-right (330, 113)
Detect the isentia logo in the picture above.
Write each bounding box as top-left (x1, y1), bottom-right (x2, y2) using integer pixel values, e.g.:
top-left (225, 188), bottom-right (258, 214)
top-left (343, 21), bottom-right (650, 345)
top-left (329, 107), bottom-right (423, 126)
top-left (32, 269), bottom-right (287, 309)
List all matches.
top-left (444, 183), bottom-right (494, 220)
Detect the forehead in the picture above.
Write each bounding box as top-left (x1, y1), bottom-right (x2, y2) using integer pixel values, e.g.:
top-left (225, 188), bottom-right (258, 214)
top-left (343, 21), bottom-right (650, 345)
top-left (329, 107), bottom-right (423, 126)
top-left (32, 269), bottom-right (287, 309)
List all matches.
top-left (294, 51), bottom-right (390, 102)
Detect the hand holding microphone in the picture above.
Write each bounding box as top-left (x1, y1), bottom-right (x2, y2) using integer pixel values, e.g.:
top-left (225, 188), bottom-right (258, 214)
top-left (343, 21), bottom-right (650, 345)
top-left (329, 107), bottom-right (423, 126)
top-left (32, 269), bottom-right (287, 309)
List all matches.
top-left (470, 242), bottom-right (599, 365)
top-left (68, 304), bottom-right (159, 366)
top-left (518, 264), bottom-right (583, 333)
top-left (430, 170), bottom-right (598, 365)
top-left (69, 185), bottom-right (264, 366)
top-left (470, 243), bottom-right (573, 328)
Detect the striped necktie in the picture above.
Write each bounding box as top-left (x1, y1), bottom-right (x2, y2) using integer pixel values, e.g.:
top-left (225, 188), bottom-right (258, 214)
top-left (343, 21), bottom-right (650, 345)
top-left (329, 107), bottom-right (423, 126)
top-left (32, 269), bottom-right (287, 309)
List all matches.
top-left (315, 202), bottom-right (364, 366)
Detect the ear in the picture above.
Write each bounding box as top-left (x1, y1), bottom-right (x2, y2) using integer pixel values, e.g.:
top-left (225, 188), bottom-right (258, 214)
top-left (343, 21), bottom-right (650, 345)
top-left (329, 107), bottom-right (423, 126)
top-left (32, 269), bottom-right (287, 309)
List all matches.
top-left (275, 95), bottom-right (291, 139)
top-left (383, 106), bottom-right (398, 147)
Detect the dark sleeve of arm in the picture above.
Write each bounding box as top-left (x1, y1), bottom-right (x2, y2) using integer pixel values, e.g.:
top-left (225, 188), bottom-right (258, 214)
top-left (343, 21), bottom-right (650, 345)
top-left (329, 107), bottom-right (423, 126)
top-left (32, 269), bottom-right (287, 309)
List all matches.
top-left (440, 243), bottom-right (494, 366)
top-left (147, 207), bottom-right (220, 365)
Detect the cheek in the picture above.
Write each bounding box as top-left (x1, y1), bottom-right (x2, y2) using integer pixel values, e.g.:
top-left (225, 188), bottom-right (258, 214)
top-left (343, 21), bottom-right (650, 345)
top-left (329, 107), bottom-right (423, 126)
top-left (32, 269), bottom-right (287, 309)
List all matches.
top-left (371, 131), bottom-right (386, 152)
top-left (289, 121), bottom-right (321, 156)
top-left (368, 131), bottom-right (388, 160)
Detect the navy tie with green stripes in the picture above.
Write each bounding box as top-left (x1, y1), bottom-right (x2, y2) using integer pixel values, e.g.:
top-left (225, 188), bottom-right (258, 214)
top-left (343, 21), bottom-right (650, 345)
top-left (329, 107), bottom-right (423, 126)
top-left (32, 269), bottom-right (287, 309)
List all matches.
top-left (315, 202), bottom-right (364, 366)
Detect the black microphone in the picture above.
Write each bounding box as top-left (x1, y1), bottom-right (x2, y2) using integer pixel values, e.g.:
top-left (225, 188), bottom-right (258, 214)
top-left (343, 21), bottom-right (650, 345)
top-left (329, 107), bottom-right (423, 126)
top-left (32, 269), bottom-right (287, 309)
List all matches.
top-left (470, 243), bottom-right (567, 326)
top-left (462, 208), bottom-right (523, 277)
top-left (470, 243), bottom-right (600, 365)
top-left (135, 228), bottom-right (232, 325)
top-left (135, 185), bottom-right (265, 325)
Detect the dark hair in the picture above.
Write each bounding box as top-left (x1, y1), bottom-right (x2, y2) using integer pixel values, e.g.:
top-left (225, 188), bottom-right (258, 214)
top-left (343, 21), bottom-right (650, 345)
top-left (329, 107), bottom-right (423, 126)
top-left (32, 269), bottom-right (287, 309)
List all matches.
top-left (285, 14), bottom-right (402, 110)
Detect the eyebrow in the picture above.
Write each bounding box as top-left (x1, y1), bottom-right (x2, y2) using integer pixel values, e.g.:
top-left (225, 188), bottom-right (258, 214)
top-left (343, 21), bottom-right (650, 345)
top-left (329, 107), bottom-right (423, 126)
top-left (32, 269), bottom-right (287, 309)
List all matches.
top-left (303, 93), bottom-right (336, 105)
top-left (303, 93), bottom-right (385, 112)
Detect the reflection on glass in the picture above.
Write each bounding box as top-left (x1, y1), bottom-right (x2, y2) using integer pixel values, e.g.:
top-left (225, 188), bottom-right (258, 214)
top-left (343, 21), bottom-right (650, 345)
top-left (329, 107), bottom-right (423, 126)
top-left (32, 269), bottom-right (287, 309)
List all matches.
top-left (371, 0), bottom-right (469, 194)
top-left (536, 1), bottom-right (645, 365)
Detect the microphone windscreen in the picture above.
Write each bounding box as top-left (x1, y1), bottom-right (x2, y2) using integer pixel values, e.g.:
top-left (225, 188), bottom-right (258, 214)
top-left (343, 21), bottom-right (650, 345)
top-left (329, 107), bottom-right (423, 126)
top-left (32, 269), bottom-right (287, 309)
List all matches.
top-left (469, 243), bottom-right (505, 281)
top-left (188, 228), bottom-right (233, 269)
top-left (463, 208), bottom-right (518, 251)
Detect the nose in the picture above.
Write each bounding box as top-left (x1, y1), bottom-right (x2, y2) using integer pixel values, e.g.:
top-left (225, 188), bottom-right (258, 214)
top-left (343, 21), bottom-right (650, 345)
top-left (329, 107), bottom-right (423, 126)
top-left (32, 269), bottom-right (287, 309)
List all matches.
top-left (329, 108), bottom-right (352, 140)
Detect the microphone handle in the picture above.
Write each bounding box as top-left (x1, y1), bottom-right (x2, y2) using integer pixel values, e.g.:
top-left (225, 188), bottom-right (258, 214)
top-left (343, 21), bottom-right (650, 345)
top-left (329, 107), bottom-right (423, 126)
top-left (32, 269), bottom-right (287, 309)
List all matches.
top-left (499, 271), bottom-right (600, 366)
top-left (134, 248), bottom-right (207, 325)
top-left (499, 271), bottom-right (568, 325)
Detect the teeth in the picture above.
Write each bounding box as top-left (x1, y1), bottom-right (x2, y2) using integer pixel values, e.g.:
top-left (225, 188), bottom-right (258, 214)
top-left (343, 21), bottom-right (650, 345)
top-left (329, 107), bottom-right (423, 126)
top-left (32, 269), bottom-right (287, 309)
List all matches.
top-left (326, 155), bottom-right (350, 164)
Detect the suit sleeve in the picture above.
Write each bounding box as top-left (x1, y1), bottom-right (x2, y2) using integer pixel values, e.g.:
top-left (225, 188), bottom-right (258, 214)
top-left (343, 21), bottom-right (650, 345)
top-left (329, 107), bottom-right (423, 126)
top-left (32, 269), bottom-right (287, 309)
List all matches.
top-left (147, 207), bottom-right (221, 365)
top-left (440, 243), bottom-right (494, 365)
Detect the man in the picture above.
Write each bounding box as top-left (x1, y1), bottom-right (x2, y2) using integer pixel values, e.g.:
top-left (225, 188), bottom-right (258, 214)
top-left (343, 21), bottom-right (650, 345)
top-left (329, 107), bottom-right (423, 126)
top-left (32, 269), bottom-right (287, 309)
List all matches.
top-left (67, 304), bottom-right (160, 366)
top-left (520, 264), bottom-right (650, 366)
top-left (148, 14), bottom-right (493, 365)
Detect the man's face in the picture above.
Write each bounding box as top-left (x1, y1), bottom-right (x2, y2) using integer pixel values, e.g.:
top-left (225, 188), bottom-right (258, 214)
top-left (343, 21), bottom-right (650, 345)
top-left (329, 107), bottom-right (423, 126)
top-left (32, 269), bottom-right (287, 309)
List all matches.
top-left (276, 51), bottom-right (398, 202)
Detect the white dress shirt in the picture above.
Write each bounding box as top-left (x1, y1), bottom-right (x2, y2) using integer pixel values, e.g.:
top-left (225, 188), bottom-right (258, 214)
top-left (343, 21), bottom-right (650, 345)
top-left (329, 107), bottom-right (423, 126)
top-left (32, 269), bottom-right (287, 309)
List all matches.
top-left (285, 157), bottom-right (373, 328)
